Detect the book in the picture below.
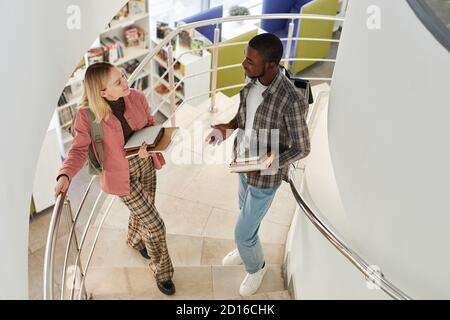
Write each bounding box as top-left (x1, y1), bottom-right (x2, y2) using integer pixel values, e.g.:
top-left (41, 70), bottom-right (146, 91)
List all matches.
top-left (124, 125), bottom-right (165, 151)
top-left (128, 0), bottom-right (146, 15)
top-left (86, 47), bottom-right (104, 64)
top-left (125, 127), bottom-right (179, 157)
top-left (190, 38), bottom-right (204, 56)
top-left (125, 27), bottom-right (144, 47)
top-left (229, 153), bottom-right (274, 173)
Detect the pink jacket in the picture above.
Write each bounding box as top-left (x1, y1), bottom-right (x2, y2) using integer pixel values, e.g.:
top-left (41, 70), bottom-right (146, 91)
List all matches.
top-left (59, 89), bottom-right (163, 196)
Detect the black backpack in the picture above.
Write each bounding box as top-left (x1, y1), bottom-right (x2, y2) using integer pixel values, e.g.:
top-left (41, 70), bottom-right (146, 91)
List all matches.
top-left (282, 66), bottom-right (314, 105)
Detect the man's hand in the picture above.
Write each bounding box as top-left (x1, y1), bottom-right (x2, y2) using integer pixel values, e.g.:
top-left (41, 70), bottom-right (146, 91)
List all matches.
top-left (206, 123), bottom-right (234, 146)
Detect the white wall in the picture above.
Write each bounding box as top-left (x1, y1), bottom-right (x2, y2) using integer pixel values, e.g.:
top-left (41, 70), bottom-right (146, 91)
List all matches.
top-left (0, 0), bottom-right (127, 299)
top-left (286, 0), bottom-right (450, 299)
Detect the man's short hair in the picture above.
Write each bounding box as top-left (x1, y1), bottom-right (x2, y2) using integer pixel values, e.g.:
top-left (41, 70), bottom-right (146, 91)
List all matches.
top-left (248, 33), bottom-right (284, 64)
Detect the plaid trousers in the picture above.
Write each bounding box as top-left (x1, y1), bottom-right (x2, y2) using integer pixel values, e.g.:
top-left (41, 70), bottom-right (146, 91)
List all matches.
top-left (119, 156), bottom-right (174, 283)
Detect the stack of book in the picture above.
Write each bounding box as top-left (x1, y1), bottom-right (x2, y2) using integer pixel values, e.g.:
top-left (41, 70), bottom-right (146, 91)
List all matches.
top-left (229, 153), bottom-right (274, 173)
top-left (58, 105), bottom-right (76, 127)
top-left (101, 36), bottom-right (125, 63)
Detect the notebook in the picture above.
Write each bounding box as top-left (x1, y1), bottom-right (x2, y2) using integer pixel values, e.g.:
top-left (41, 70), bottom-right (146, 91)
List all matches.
top-left (229, 153), bottom-right (274, 173)
top-left (124, 125), bottom-right (165, 151)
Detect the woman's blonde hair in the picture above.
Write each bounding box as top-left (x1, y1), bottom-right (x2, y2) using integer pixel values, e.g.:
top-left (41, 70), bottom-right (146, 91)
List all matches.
top-left (80, 62), bottom-right (114, 123)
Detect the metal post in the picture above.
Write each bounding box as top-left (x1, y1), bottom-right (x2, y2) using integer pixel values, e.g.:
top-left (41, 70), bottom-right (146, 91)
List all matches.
top-left (62, 199), bottom-right (88, 300)
top-left (284, 19), bottom-right (295, 71)
top-left (43, 192), bottom-right (65, 300)
top-left (209, 26), bottom-right (220, 113)
top-left (167, 45), bottom-right (177, 126)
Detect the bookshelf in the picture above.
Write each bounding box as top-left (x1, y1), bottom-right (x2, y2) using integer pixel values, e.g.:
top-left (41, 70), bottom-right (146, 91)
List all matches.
top-left (149, 35), bottom-right (211, 118)
top-left (55, 0), bottom-right (151, 158)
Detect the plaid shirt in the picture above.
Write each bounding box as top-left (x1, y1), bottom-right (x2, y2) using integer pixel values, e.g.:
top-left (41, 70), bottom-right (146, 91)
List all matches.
top-left (233, 69), bottom-right (310, 188)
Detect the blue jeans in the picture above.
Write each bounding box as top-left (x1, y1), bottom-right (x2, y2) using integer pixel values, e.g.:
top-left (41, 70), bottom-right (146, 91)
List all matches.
top-left (235, 173), bottom-right (281, 274)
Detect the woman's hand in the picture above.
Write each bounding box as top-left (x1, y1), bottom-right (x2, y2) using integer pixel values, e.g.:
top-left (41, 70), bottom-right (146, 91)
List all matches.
top-left (54, 175), bottom-right (69, 198)
top-left (138, 143), bottom-right (150, 159)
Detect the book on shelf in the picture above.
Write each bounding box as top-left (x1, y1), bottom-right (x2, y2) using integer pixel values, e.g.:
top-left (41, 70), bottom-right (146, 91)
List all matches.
top-left (58, 105), bottom-right (77, 126)
top-left (156, 21), bottom-right (176, 48)
top-left (123, 59), bottom-right (140, 76)
top-left (87, 47), bottom-right (105, 65)
top-left (156, 21), bottom-right (170, 39)
top-left (229, 153), bottom-right (274, 173)
top-left (179, 30), bottom-right (191, 48)
top-left (57, 92), bottom-right (68, 107)
top-left (58, 85), bottom-right (81, 107)
top-left (125, 27), bottom-right (145, 48)
top-left (154, 83), bottom-right (169, 95)
top-left (130, 77), bottom-right (148, 91)
top-left (128, 0), bottom-right (146, 15)
top-left (190, 38), bottom-right (205, 57)
top-left (101, 36), bottom-right (125, 63)
top-left (124, 125), bottom-right (165, 151)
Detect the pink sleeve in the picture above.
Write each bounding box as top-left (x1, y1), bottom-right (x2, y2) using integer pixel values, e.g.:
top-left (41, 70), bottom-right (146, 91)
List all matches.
top-left (58, 108), bottom-right (91, 181)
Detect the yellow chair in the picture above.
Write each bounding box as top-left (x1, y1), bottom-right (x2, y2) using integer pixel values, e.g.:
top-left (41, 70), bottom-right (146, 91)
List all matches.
top-left (292, 0), bottom-right (339, 73)
top-left (209, 29), bottom-right (258, 97)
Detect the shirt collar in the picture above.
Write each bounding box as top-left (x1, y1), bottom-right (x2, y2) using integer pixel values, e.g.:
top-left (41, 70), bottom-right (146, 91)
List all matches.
top-left (244, 67), bottom-right (284, 97)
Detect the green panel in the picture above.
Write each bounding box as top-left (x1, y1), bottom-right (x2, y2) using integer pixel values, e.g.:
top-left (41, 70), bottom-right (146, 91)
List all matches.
top-left (209, 29), bottom-right (258, 97)
top-left (292, 0), bottom-right (339, 74)
top-left (30, 196), bottom-right (36, 216)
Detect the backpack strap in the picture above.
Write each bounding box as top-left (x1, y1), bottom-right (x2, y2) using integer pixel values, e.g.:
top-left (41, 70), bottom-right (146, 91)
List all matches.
top-left (86, 109), bottom-right (104, 170)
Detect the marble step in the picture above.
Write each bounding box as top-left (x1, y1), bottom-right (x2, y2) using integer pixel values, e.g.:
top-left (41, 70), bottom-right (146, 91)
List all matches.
top-left (87, 264), bottom-right (285, 300)
top-left (82, 227), bottom-right (286, 269)
top-left (225, 290), bottom-right (292, 300)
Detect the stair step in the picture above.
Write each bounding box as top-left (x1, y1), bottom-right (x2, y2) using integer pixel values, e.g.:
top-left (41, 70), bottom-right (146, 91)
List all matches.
top-left (225, 290), bottom-right (292, 300)
top-left (86, 264), bottom-right (285, 300)
top-left (82, 227), bottom-right (285, 270)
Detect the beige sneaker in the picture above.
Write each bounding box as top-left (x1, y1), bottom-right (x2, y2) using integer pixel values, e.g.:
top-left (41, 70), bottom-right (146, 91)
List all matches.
top-left (239, 263), bottom-right (268, 296)
top-left (222, 249), bottom-right (243, 266)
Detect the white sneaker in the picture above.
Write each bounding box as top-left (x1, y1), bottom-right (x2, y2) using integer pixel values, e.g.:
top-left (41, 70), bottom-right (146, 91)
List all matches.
top-left (239, 263), bottom-right (268, 296)
top-left (222, 249), bottom-right (243, 266)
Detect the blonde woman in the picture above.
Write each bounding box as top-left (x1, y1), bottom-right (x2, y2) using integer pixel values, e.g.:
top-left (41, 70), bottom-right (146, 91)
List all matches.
top-left (54, 62), bottom-right (175, 295)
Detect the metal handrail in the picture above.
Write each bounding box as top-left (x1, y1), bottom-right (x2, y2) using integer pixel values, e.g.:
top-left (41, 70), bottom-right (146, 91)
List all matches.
top-left (68, 190), bottom-right (104, 299)
top-left (128, 13), bottom-right (344, 84)
top-left (288, 175), bottom-right (412, 300)
top-left (77, 196), bottom-right (116, 299)
top-left (288, 92), bottom-right (411, 300)
top-left (60, 176), bottom-right (96, 299)
top-left (43, 191), bottom-right (67, 300)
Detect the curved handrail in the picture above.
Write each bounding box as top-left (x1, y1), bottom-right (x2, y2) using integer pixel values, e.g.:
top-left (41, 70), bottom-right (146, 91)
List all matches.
top-left (68, 190), bottom-right (104, 300)
top-left (43, 190), bottom-right (67, 300)
top-left (60, 176), bottom-right (97, 299)
top-left (288, 172), bottom-right (412, 300)
top-left (128, 13), bottom-right (344, 84)
top-left (77, 196), bottom-right (116, 299)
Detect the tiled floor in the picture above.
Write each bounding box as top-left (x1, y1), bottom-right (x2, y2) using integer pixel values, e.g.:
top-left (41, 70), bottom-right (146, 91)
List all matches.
top-left (28, 29), bottom-right (340, 299)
